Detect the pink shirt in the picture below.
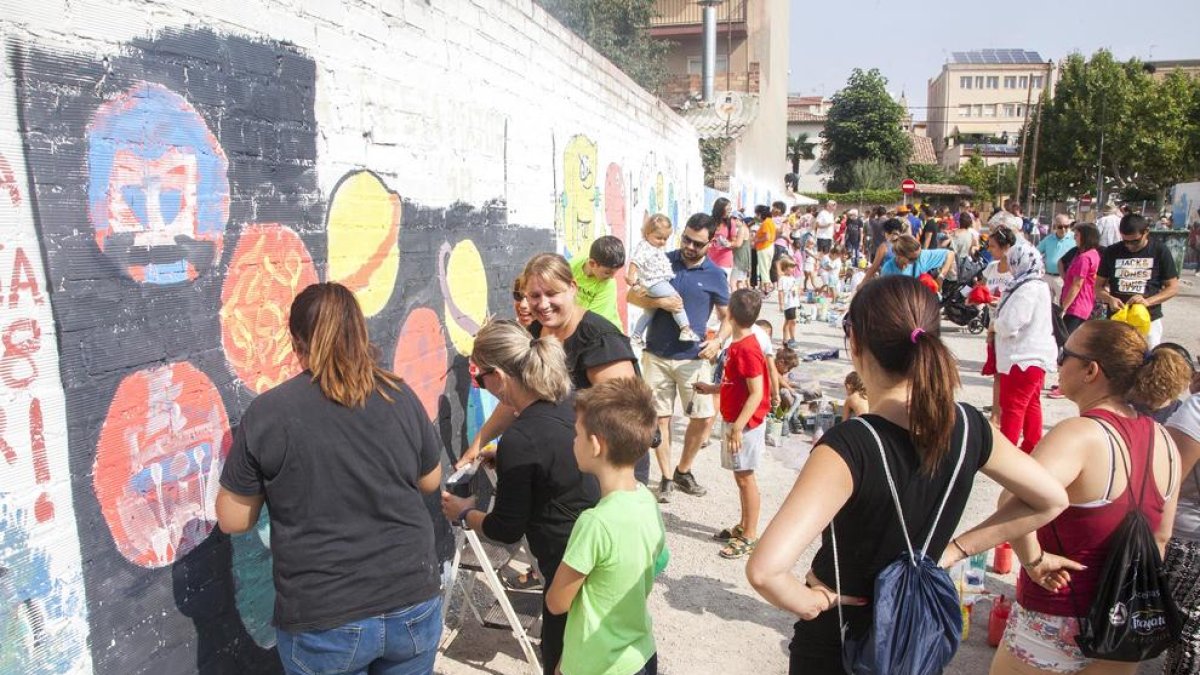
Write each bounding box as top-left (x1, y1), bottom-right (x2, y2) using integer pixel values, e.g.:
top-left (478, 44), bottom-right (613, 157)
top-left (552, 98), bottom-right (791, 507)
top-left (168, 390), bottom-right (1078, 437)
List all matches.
top-left (708, 221), bottom-right (735, 269)
top-left (1061, 249), bottom-right (1099, 319)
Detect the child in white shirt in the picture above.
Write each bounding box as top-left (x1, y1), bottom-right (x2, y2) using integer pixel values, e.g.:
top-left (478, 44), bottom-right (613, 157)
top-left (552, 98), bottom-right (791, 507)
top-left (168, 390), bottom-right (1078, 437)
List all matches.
top-left (821, 247), bottom-right (845, 300)
top-left (628, 214), bottom-right (698, 345)
top-left (776, 257), bottom-right (801, 347)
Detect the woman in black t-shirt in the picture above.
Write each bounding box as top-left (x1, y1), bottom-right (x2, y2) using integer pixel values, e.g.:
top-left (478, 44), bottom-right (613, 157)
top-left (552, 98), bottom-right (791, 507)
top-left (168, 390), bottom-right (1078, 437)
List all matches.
top-left (457, 254), bottom-right (641, 475)
top-left (217, 283), bottom-right (445, 675)
top-left (440, 319), bottom-right (598, 675)
top-left (745, 275), bottom-right (1069, 674)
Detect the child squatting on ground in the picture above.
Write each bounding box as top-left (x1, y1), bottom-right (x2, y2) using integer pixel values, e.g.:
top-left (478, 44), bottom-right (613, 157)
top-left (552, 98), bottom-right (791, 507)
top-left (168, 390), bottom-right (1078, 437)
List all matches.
top-left (546, 378), bottom-right (668, 675)
top-left (694, 288), bottom-right (770, 559)
top-left (628, 214), bottom-right (699, 346)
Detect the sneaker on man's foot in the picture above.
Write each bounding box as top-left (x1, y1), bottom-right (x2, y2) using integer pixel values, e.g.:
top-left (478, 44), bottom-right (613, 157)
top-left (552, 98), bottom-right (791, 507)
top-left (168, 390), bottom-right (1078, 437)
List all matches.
top-left (673, 469), bottom-right (707, 497)
top-left (657, 478), bottom-right (673, 503)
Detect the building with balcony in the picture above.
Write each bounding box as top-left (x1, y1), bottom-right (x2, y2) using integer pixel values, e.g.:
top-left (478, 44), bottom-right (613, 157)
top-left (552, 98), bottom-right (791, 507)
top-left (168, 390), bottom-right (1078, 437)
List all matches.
top-left (651, 0), bottom-right (789, 204)
top-left (926, 49), bottom-right (1055, 170)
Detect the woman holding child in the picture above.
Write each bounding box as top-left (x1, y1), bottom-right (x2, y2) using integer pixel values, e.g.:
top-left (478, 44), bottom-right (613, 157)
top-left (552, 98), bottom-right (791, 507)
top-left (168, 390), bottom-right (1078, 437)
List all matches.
top-left (440, 319), bottom-right (599, 675)
top-left (746, 275), bottom-right (1069, 674)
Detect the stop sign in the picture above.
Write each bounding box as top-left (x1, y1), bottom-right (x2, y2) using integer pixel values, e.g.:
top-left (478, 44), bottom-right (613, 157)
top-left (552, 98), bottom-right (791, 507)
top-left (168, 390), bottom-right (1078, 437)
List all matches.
top-left (1079, 195), bottom-right (1094, 206)
top-left (901, 179), bottom-right (917, 195)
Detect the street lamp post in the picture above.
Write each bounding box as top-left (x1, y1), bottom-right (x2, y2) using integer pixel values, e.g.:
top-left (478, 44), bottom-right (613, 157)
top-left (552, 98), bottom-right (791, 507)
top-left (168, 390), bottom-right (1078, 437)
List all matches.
top-left (698, 0), bottom-right (722, 103)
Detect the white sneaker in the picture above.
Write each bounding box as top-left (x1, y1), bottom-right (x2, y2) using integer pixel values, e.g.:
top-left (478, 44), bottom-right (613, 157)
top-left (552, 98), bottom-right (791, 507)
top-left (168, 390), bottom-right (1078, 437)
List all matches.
top-left (678, 327), bottom-right (700, 342)
top-left (631, 333), bottom-right (646, 348)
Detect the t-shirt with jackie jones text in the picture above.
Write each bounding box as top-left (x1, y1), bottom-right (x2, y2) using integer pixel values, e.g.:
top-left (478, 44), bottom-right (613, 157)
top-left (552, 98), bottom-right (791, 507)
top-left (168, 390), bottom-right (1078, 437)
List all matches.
top-left (1097, 240), bottom-right (1178, 321)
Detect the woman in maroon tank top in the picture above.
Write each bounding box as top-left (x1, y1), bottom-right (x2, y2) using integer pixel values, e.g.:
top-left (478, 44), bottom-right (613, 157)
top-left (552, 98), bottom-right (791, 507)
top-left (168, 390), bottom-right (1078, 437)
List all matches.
top-left (993, 319), bottom-right (1185, 674)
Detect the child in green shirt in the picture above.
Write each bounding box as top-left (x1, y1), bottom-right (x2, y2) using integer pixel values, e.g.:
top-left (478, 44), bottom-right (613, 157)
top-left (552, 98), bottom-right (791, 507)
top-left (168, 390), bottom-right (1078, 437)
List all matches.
top-left (546, 378), bottom-right (668, 675)
top-left (571, 235), bottom-right (626, 329)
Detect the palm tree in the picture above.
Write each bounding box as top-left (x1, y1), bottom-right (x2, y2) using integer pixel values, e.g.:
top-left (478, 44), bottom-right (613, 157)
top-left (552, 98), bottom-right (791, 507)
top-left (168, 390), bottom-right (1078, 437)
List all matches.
top-left (786, 133), bottom-right (817, 175)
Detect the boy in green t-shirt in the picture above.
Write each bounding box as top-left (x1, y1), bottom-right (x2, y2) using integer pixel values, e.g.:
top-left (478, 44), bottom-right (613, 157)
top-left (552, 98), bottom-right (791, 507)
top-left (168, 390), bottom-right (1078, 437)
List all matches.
top-left (571, 235), bottom-right (626, 330)
top-left (546, 378), bottom-right (668, 675)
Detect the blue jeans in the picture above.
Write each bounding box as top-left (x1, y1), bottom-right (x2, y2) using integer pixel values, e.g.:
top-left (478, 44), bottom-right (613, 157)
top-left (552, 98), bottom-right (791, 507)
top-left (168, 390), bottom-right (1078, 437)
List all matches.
top-left (276, 595), bottom-right (443, 675)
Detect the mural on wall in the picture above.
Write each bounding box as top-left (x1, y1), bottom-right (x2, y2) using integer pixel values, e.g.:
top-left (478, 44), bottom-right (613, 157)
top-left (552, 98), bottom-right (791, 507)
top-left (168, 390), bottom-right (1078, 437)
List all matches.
top-left (8, 26), bottom-right (559, 674)
top-left (557, 134), bottom-right (600, 260)
top-left (0, 93), bottom-right (92, 673)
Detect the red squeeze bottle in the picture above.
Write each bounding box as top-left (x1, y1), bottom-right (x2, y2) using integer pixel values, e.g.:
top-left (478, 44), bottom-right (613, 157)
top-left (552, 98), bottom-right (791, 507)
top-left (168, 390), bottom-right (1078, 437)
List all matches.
top-left (988, 595), bottom-right (1011, 648)
top-left (992, 542), bottom-right (1013, 574)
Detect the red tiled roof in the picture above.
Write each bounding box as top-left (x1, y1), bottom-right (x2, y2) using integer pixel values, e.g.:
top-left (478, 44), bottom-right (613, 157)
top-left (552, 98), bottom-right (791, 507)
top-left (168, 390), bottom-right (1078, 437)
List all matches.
top-left (908, 133), bottom-right (937, 165)
top-left (788, 95), bottom-right (824, 105)
top-left (788, 109), bottom-right (825, 123)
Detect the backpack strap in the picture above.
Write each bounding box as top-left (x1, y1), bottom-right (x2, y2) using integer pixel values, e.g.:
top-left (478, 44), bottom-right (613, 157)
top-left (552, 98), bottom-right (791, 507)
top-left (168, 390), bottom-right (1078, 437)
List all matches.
top-left (1156, 423), bottom-right (1178, 500)
top-left (852, 403), bottom-right (970, 562)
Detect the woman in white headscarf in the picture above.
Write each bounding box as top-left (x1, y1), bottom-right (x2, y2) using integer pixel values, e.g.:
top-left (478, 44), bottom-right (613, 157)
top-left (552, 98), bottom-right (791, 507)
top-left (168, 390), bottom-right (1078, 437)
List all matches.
top-left (993, 240), bottom-right (1059, 452)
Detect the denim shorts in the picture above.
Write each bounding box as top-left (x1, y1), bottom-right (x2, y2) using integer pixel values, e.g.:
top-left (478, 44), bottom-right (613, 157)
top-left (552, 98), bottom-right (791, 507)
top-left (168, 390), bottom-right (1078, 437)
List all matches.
top-left (276, 595), bottom-right (443, 675)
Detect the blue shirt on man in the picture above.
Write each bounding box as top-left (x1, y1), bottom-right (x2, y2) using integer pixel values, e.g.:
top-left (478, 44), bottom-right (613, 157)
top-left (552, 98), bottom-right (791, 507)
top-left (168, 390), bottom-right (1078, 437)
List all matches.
top-left (644, 251), bottom-right (730, 361)
top-left (1037, 233), bottom-right (1075, 274)
top-left (880, 248), bottom-right (950, 277)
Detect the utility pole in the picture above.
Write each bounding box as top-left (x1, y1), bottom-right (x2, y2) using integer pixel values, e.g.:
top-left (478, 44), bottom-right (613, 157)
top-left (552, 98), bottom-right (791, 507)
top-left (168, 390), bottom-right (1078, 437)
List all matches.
top-left (1025, 63), bottom-right (1051, 216)
top-left (1014, 74), bottom-right (1035, 206)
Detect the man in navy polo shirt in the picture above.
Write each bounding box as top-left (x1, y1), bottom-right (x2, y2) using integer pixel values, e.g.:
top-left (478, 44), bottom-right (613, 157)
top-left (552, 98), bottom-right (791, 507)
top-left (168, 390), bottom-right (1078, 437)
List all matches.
top-left (628, 213), bottom-right (731, 503)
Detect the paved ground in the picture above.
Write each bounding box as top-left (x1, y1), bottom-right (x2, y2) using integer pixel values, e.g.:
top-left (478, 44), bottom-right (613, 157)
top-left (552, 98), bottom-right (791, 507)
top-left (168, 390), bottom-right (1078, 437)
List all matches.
top-left (438, 272), bottom-right (1200, 675)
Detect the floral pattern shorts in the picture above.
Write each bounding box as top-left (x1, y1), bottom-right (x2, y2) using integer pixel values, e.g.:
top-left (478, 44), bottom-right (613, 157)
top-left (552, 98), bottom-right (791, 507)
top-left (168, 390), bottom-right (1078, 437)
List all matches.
top-left (1003, 604), bottom-right (1092, 674)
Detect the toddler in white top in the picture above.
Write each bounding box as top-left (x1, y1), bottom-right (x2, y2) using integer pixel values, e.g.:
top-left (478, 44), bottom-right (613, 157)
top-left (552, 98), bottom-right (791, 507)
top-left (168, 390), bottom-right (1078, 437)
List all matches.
top-left (628, 214), bottom-right (698, 344)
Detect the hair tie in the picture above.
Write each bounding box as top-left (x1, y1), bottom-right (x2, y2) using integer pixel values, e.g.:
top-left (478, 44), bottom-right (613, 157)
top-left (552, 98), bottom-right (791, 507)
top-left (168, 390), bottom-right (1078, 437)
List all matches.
top-left (1143, 350), bottom-right (1153, 366)
top-left (530, 338), bottom-right (538, 348)
top-left (910, 328), bottom-right (925, 344)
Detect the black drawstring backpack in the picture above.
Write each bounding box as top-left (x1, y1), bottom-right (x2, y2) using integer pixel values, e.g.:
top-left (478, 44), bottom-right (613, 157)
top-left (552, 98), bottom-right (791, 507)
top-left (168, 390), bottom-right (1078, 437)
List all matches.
top-left (1050, 418), bottom-right (1181, 661)
top-left (831, 404), bottom-right (970, 675)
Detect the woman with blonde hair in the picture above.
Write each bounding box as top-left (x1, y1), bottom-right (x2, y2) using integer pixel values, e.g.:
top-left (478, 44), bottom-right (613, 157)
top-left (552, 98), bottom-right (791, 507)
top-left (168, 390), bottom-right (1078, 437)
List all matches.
top-left (991, 320), bottom-right (1183, 675)
top-left (441, 319), bottom-right (598, 675)
top-left (217, 282), bottom-right (445, 675)
top-left (458, 253), bottom-right (641, 475)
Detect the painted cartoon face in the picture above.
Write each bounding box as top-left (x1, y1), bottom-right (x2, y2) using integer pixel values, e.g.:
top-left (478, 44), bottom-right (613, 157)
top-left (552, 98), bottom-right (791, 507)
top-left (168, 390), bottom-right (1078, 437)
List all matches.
top-left (93, 363), bottom-right (230, 568)
top-left (561, 135), bottom-right (599, 259)
top-left (87, 83), bottom-right (229, 284)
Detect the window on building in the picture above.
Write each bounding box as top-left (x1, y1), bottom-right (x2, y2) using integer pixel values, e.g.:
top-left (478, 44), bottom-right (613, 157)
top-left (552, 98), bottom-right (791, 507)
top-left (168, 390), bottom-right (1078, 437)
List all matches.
top-left (1005, 76), bottom-right (1017, 88)
top-left (973, 104), bottom-right (983, 117)
top-left (959, 104), bottom-right (972, 117)
top-left (686, 55), bottom-right (728, 75)
top-left (960, 76), bottom-right (973, 89)
top-left (1019, 76), bottom-right (1028, 89)
top-left (983, 104), bottom-right (996, 117)
top-left (1016, 104), bottom-right (1025, 117)
top-left (975, 76), bottom-right (984, 88)
top-left (987, 76), bottom-right (999, 89)
top-left (1003, 104), bottom-right (1016, 117)
top-left (1031, 75), bottom-right (1044, 89)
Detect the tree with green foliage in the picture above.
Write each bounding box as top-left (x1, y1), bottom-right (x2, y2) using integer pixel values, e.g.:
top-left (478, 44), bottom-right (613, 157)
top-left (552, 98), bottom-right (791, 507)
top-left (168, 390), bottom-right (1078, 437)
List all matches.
top-left (848, 158), bottom-right (900, 191)
top-left (822, 68), bottom-right (912, 192)
top-left (1034, 50), bottom-right (1200, 202)
top-left (786, 133), bottom-right (817, 175)
top-left (537, 0), bottom-right (670, 92)
top-left (953, 154), bottom-right (994, 206)
top-left (905, 163), bottom-right (949, 185)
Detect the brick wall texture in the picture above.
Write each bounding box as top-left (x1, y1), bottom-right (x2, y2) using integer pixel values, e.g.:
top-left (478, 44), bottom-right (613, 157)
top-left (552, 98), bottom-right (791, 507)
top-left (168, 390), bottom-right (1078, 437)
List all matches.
top-left (0, 0), bottom-right (701, 671)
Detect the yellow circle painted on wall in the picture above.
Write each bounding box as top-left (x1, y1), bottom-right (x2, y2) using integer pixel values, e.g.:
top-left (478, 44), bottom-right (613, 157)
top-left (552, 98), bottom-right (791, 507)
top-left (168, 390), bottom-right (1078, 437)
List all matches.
top-left (326, 170), bottom-right (401, 316)
top-left (442, 240), bottom-right (488, 356)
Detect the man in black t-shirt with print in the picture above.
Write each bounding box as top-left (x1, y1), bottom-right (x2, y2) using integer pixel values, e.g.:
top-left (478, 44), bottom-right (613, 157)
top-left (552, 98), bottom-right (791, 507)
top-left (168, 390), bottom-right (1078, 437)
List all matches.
top-left (1095, 213), bottom-right (1180, 347)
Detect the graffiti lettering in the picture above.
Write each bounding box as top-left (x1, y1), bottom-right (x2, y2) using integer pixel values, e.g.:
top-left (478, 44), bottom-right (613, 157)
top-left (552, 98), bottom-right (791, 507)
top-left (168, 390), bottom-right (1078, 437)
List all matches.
top-left (0, 152), bottom-right (18, 206)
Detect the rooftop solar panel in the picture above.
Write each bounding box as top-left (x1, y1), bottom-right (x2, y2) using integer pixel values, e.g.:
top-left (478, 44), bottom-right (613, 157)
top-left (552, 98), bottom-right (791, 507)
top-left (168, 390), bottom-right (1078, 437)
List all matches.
top-left (950, 49), bottom-right (1044, 65)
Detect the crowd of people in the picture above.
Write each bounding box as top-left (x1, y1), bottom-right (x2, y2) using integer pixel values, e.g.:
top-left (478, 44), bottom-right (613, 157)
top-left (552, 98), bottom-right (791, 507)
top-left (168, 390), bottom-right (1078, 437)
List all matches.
top-left (209, 200), bottom-right (1198, 675)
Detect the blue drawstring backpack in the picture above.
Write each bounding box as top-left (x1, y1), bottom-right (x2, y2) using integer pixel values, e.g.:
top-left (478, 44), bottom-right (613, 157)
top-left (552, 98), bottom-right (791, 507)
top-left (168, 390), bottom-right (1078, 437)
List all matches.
top-left (832, 405), bottom-right (969, 675)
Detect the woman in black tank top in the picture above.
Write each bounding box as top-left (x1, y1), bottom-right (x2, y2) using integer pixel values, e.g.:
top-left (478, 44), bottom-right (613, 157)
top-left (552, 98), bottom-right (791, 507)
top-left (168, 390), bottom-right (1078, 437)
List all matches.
top-left (745, 275), bottom-right (1069, 673)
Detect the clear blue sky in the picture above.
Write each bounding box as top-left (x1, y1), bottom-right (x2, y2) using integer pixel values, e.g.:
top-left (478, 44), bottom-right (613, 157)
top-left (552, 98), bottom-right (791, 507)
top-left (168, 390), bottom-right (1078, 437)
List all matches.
top-left (788, 0), bottom-right (1198, 121)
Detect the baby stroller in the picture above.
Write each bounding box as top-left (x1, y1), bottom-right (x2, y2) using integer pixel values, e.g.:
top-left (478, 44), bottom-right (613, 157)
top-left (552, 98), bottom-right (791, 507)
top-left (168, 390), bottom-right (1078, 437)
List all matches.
top-left (941, 279), bottom-right (989, 334)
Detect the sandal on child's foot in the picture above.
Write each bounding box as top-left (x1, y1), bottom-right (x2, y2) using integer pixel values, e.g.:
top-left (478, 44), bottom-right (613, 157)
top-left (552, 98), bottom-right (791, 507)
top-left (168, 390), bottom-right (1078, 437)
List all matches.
top-left (678, 327), bottom-right (700, 342)
top-left (502, 570), bottom-right (543, 592)
top-left (719, 536), bottom-right (757, 559)
top-left (712, 524), bottom-right (745, 541)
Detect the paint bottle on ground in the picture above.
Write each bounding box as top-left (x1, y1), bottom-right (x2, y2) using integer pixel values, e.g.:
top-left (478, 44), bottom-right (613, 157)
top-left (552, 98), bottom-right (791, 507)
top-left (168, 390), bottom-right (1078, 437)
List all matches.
top-left (992, 542), bottom-right (1013, 574)
top-left (988, 595), bottom-right (1012, 648)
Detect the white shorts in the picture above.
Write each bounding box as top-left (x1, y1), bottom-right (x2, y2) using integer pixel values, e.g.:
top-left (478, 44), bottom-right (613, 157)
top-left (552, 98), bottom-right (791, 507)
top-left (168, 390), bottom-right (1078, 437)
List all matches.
top-left (721, 422), bottom-right (764, 472)
top-left (731, 267), bottom-right (749, 282)
top-left (1147, 318), bottom-right (1163, 349)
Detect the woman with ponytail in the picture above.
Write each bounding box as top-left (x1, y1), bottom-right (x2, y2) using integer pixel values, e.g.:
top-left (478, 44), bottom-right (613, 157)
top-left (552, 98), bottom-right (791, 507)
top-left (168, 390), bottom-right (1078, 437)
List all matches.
top-left (440, 319), bottom-right (598, 675)
top-left (217, 283), bottom-right (445, 675)
top-left (746, 275), bottom-right (1068, 674)
top-left (992, 319), bottom-right (1183, 674)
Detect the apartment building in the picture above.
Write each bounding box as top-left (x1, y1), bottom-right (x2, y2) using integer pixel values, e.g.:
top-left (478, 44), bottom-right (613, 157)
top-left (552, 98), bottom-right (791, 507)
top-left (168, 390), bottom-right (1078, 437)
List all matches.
top-left (650, 0), bottom-right (789, 200)
top-left (926, 49), bottom-right (1055, 170)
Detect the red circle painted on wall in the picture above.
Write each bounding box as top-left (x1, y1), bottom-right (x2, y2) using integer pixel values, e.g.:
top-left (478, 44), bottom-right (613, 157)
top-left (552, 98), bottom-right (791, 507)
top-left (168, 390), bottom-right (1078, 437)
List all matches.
top-left (93, 362), bottom-right (230, 568)
top-left (392, 307), bottom-right (448, 421)
top-left (220, 224), bottom-right (318, 394)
